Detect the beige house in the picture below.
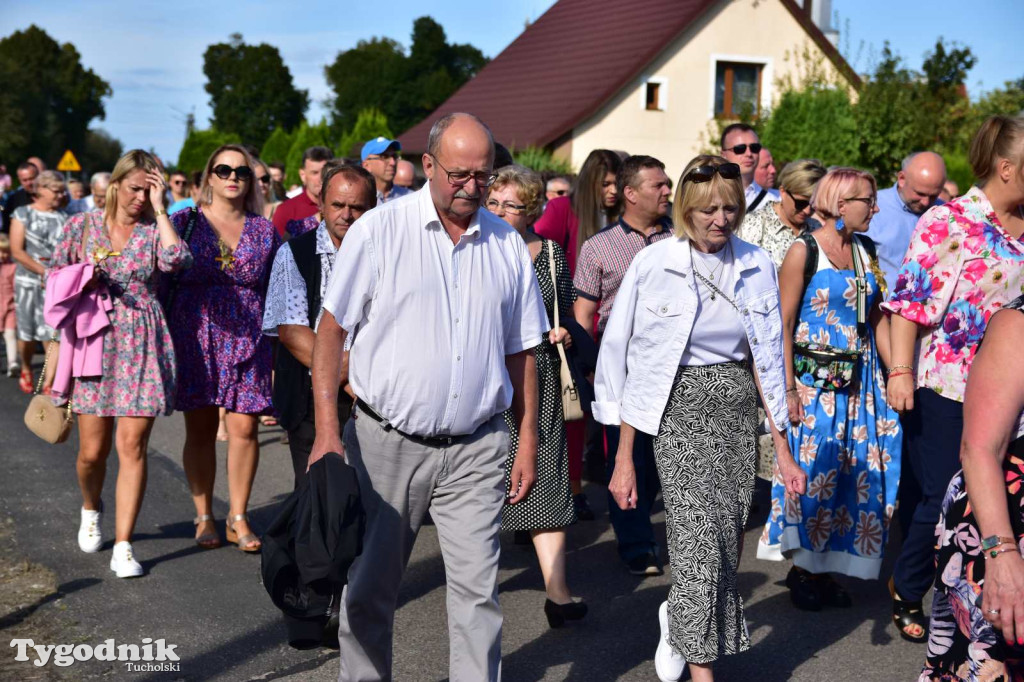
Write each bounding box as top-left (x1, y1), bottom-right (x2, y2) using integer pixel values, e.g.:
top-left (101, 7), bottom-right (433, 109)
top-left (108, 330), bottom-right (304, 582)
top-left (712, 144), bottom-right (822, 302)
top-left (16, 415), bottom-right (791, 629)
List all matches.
top-left (399, 0), bottom-right (859, 182)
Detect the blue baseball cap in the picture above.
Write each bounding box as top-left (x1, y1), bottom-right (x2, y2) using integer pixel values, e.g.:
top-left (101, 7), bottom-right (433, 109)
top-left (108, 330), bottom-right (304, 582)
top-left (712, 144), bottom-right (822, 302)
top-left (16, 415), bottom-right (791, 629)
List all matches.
top-left (360, 137), bottom-right (401, 162)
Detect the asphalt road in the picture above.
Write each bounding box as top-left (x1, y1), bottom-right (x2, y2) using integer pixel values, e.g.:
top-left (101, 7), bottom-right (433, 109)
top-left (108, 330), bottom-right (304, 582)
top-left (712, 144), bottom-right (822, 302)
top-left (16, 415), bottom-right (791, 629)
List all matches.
top-left (0, 372), bottom-right (926, 681)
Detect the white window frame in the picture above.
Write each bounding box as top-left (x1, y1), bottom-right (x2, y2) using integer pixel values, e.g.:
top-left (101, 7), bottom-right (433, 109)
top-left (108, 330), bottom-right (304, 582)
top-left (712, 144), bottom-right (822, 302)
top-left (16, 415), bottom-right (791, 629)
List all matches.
top-left (707, 54), bottom-right (773, 119)
top-left (639, 76), bottom-right (668, 112)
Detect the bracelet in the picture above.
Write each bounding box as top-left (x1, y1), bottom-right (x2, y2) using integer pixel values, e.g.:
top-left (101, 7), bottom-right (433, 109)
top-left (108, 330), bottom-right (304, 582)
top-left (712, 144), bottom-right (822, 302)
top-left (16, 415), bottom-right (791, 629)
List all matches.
top-left (886, 364), bottom-right (913, 375)
top-left (981, 535), bottom-right (1017, 551)
top-left (988, 545), bottom-right (1019, 559)
top-left (888, 369), bottom-right (912, 379)
top-left (154, 208), bottom-right (167, 217)
top-left (785, 388), bottom-right (799, 395)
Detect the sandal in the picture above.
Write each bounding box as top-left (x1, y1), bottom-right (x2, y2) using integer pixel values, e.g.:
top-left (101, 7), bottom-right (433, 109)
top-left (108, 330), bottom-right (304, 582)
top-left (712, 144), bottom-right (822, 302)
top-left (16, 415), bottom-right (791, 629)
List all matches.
top-left (226, 513), bottom-right (261, 553)
top-left (193, 514), bottom-right (222, 549)
top-left (259, 415), bottom-right (278, 428)
top-left (889, 576), bottom-right (928, 642)
top-left (18, 368), bottom-right (32, 394)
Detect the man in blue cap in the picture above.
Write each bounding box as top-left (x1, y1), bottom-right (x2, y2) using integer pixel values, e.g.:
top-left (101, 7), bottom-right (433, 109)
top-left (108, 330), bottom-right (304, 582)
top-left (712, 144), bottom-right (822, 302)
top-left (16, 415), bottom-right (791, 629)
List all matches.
top-left (360, 136), bottom-right (412, 204)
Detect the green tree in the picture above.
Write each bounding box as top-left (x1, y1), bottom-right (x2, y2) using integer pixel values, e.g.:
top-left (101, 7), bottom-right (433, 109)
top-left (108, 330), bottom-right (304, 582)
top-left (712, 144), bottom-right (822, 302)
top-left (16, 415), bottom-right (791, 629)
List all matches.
top-left (79, 128), bottom-right (124, 174)
top-left (0, 25), bottom-right (111, 167)
top-left (513, 147), bottom-right (573, 175)
top-left (177, 128), bottom-right (241, 174)
top-left (203, 33), bottom-right (309, 150)
top-left (285, 120), bottom-right (335, 187)
top-left (324, 17), bottom-right (488, 135)
top-left (338, 108), bottom-right (393, 158)
top-left (260, 127), bottom-right (295, 165)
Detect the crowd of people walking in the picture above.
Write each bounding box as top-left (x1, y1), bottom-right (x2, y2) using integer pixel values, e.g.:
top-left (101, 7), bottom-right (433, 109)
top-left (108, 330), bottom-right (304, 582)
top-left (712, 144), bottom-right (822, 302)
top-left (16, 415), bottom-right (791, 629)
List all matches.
top-left (2, 109), bottom-right (1024, 682)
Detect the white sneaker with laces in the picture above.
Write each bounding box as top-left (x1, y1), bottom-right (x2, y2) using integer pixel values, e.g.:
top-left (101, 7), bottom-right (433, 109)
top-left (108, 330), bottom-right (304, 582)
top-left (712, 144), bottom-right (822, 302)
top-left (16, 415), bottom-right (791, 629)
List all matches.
top-left (78, 507), bottom-right (103, 553)
top-left (655, 601), bottom-right (687, 682)
top-left (109, 541), bottom-right (143, 578)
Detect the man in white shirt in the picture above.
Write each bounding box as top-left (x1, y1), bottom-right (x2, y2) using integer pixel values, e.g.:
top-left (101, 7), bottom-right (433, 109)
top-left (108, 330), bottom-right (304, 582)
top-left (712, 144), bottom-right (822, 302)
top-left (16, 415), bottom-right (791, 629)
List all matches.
top-left (309, 113), bottom-right (547, 682)
top-left (721, 123), bottom-right (779, 212)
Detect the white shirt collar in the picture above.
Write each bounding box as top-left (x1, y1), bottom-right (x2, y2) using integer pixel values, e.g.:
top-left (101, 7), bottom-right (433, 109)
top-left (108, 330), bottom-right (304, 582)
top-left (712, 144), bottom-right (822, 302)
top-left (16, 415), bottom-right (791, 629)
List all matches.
top-left (417, 185), bottom-right (484, 240)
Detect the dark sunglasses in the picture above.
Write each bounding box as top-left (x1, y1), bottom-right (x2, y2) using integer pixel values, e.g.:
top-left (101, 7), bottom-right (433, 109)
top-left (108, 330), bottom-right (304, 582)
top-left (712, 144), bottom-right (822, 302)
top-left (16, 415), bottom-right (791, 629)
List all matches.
top-left (728, 143), bottom-right (762, 155)
top-left (257, 174), bottom-right (271, 184)
top-left (682, 163), bottom-right (741, 184)
top-left (785, 191), bottom-right (811, 212)
top-left (551, 189), bottom-right (568, 196)
top-left (211, 164), bottom-right (253, 181)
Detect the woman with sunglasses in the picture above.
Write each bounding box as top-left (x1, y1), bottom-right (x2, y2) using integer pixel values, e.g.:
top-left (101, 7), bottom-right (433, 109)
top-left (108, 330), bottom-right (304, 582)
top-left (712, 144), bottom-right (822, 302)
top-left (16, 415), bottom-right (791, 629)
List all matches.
top-left (256, 160), bottom-right (280, 223)
top-left (596, 155), bottom-right (805, 682)
top-left (884, 115), bottom-right (1024, 644)
top-left (756, 168), bottom-right (902, 613)
top-left (168, 144), bottom-right (280, 552)
top-left (739, 159), bottom-right (827, 268)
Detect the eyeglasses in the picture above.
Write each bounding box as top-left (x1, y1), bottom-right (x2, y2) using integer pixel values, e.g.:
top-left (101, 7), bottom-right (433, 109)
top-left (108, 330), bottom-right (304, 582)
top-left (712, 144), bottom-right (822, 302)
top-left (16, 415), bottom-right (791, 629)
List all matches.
top-left (171, 180), bottom-right (186, 186)
top-left (549, 189), bottom-right (568, 197)
top-left (726, 143), bottom-right (762, 155)
top-left (785, 191), bottom-right (811, 212)
top-left (365, 152), bottom-right (400, 162)
top-left (485, 198), bottom-right (528, 215)
top-left (845, 196), bottom-right (876, 208)
top-left (258, 175), bottom-right (271, 185)
top-left (429, 154), bottom-right (497, 188)
top-left (682, 163), bottom-right (741, 184)
top-left (211, 164), bottom-right (253, 181)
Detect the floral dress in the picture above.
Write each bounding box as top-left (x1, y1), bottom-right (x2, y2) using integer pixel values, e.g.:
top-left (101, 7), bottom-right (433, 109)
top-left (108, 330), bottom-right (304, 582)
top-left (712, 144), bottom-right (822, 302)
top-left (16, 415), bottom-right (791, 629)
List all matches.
top-left (12, 205), bottom-right (65, 341)
top-left (758, 239), bottom-right (902, 579)
top-left (50, 212), bottom-right (192, 416)
top-left (168, 207), bottom-right (280, 414)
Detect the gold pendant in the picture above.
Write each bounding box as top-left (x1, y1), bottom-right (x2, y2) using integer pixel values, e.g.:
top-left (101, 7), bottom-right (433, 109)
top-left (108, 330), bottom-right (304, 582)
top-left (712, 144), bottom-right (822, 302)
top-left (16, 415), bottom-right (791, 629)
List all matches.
top-left (215, 240), bottom-right (235, 271)
top-left (93, 247), bottom-right (121, 263)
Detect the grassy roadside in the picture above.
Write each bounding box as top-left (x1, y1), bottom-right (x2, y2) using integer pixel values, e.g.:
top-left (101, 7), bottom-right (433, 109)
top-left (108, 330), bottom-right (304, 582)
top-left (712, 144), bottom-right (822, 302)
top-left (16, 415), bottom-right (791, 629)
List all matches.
top-left (0, 515), bottom-right (68, 681)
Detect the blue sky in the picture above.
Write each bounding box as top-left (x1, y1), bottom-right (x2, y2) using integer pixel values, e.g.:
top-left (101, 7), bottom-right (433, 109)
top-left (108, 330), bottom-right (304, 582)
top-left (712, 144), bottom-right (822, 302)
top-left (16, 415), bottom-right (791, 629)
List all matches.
top-left (3, 0), bottom-right (1021, 165)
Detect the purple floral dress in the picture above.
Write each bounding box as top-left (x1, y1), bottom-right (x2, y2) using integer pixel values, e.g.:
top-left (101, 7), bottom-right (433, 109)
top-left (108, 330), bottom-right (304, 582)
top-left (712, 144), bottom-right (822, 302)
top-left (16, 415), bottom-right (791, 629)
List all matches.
top-left (168, 207), bottom-right (280, 414)
top-left (50, 212), bottom-right (192, 416)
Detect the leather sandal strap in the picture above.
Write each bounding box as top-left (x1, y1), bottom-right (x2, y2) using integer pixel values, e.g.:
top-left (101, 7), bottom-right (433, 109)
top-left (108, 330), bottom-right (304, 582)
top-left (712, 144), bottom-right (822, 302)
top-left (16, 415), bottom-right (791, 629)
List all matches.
top-left (228, 513), bottom-right (247, 524)
top-left (194, 514), bottom-right (215, 525)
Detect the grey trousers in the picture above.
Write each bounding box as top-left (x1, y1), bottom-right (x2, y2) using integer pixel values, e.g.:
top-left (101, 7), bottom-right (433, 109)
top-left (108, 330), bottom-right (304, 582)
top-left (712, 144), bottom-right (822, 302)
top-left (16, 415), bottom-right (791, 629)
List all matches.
top-left (337, 411), bottom-right (509, 682)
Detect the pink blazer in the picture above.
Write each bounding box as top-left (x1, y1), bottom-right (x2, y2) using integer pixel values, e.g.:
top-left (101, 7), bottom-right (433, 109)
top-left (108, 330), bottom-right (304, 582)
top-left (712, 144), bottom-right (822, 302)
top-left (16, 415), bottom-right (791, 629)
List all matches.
top-left (43, 263), bottom-right (113, 399)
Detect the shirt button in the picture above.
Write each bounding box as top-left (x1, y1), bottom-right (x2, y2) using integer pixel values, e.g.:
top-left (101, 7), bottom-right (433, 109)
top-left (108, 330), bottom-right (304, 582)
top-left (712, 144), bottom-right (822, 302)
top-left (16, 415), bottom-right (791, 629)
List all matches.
top-left (767, 393), bottom-right (774, 401)
top-left (660, 306), bottom-right (668, 313)
top-left (457, 356), bottom-right (461, 361)
top-left (742, 308), bottom-right (749, 315)
top-left (752, 338), bottom-right (758, 345)
top-left (452, 393), bottom-right (458, 399)
top-left (455, 318), bottom-right (460, 324)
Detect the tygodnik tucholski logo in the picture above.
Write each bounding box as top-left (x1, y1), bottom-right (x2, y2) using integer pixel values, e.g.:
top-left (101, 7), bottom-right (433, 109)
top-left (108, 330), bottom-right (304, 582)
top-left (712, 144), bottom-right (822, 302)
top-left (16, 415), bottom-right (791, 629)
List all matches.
top-left (10, 637), bottom-right (181, 672)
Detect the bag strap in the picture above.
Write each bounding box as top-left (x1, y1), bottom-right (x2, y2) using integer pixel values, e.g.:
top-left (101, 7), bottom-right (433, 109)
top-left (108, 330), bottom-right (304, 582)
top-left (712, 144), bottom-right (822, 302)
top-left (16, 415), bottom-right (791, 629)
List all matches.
top-left (748, 188), bottom-right (769, 212)
top-left (165, 208), bottom-right (198, 311)
top-left (797, 233), bottom-right (818, 297)
top-left (851, 235), bottom-right (869, 337)
top-left (546, 240), bottom-right (559, 331)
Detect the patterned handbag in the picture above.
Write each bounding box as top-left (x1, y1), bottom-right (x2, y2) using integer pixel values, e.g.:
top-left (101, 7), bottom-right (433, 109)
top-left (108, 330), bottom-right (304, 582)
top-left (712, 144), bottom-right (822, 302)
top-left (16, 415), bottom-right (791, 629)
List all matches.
top-left (547, 243), bottom-right (584, 422)
top-left (23, 337), bottom-right (74, 444)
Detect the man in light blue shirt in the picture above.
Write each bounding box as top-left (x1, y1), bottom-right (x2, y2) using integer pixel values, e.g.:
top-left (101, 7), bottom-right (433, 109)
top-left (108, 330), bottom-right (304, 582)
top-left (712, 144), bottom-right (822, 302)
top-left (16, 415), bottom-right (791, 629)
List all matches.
top-left (866, 151), bottom-right (946, 293)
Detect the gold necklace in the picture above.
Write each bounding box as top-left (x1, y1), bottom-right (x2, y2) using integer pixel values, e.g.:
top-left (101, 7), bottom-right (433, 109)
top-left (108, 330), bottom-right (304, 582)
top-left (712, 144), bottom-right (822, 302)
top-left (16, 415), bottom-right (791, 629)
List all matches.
top-left (215, 238), bottom-right (236, 271)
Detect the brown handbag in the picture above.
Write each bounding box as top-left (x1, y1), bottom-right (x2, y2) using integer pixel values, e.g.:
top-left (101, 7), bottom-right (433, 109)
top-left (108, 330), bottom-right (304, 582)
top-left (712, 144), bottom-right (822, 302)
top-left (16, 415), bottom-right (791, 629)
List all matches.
top-left (23, 338), bottom-right (74, 444)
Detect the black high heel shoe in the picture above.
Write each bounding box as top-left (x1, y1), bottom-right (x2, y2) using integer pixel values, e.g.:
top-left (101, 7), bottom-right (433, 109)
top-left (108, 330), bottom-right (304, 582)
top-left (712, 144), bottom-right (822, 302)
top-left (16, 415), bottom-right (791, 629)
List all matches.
top-left (544, 599), bottom-right (588, 628)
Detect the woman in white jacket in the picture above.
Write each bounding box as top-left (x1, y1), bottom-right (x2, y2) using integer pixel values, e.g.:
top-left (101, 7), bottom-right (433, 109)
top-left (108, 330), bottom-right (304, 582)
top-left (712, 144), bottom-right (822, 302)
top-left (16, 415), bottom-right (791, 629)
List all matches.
top-left (594, 155), bottom-right (806, 682)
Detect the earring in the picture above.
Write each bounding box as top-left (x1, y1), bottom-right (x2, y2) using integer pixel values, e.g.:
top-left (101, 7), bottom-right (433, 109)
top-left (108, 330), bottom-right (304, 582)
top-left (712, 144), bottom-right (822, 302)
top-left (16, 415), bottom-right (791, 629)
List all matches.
top-left (835, 217), bottom-right (845, 231)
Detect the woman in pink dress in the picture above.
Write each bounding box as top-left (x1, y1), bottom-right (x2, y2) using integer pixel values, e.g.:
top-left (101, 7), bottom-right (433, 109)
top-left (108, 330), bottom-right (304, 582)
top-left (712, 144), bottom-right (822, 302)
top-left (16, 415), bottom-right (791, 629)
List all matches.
top-left (49, 150), bottom-right (191, 578)
top-left (167, 145), bottom-right (280, 553)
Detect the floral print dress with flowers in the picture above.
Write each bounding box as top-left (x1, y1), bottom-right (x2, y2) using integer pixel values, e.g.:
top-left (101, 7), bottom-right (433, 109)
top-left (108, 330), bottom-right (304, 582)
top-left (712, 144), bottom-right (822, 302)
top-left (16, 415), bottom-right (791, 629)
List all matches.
top-left (758, 241), bottom-right (902, 579)
top-left (881, 186), bottom-right (1024, 403)
top-left (168, 207), bottom-right (280, 414)
top-left (49, 211), bottom-right (192, 416)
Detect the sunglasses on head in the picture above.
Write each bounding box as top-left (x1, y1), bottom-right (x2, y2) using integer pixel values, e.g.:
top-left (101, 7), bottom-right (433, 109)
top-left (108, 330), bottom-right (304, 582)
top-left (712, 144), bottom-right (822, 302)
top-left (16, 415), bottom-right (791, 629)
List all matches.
top-left (211, 164), bottom-right (253, 181)
top-left (682, 163), bottom-right (742, 184)
top-left (728, 143), bottom-right (762, 155)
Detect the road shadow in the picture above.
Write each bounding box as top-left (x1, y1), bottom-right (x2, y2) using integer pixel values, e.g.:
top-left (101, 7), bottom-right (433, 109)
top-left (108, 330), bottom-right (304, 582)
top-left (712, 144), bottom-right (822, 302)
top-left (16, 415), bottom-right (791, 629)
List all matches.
top-left (0, 577), bottom-right (101, 631)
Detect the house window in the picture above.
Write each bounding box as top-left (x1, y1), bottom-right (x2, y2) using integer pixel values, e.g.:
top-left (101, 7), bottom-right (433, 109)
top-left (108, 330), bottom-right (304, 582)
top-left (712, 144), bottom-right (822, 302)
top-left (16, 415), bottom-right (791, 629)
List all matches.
top-left (646, 82), bottom-right (661, 110)
top-left (714, 62), bottom-right (763, 118)
top-left (642, 78), bottom-right (667, 111)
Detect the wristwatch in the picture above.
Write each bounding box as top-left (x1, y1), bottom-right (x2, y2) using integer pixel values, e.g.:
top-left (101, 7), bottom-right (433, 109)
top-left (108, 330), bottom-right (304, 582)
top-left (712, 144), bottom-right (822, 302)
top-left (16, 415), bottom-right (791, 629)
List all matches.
top-left (980, 535), bottom-right (1016, 551)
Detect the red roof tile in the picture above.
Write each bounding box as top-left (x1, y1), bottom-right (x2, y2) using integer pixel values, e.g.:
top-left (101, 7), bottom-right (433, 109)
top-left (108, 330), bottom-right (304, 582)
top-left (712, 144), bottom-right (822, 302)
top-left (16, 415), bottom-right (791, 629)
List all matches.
top-left (398, 0), bottom-right (858, 154)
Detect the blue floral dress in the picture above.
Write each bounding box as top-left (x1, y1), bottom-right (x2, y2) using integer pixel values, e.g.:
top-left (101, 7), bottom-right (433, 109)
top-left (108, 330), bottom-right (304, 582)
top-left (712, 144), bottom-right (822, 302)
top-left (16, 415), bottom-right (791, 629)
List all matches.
top-left (758, 241), bottom-right (902, 579)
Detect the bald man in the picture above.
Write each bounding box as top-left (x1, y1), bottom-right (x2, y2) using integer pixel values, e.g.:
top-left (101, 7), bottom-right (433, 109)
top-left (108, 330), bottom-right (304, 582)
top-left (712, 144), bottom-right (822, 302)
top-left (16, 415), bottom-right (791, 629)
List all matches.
top-left (393, 158), bottom-right (415, 189)
top-left (866, 151), bottom-right (947, 293)
top-left (310, 112), bottom-right (546, 681)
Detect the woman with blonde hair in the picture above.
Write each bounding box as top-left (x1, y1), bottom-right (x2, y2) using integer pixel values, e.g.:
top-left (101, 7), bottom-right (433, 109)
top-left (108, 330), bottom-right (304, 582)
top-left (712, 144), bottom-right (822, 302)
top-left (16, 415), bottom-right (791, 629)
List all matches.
top-left (9, 170), bottom-right (67, 392)
top-left (48, 149), bottom-right (190, 577)
top-left (596, 155), bottom-right (805, 682)
top-left (757, 167), bottom-right (901, 611)
top-left (739, 158), bottom-right (827, 266)
top-left (485, 164), bottom-right (586, 627)
top-left (885, 115), bottom-right (1024, 644)
top-left (167, 144), bottom-right (280, 552)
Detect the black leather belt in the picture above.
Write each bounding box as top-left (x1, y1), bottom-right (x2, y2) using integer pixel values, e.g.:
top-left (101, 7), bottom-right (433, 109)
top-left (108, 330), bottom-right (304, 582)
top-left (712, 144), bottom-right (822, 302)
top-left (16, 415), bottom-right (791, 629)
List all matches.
top-left (355, 399), bottom-right (468, 448)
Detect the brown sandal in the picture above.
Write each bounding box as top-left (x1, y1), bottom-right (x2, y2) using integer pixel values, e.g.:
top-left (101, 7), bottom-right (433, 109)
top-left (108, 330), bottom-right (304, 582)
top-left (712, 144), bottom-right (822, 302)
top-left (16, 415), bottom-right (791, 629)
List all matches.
top-left (226, 514), bottom-right (261, 553)
top-left (193, 514), bottom-right (222, 549)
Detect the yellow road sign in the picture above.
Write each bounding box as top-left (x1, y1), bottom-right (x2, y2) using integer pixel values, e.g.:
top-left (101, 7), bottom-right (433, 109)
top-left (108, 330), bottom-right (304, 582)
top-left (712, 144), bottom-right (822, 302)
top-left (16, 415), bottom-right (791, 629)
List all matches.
top-left (57, 149), bottom-right (81, 172)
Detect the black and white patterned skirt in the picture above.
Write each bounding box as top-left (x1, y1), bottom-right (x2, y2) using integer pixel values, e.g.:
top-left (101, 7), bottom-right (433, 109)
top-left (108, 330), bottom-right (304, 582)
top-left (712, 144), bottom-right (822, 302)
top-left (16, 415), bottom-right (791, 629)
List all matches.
top-left (654, 362), bottom-right (758, 664)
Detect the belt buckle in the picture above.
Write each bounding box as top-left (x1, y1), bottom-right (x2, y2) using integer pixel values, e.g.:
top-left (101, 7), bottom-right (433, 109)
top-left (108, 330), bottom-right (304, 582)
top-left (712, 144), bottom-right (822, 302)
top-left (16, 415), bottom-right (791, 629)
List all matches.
top-left (444, 436), bottom-right (453, 447)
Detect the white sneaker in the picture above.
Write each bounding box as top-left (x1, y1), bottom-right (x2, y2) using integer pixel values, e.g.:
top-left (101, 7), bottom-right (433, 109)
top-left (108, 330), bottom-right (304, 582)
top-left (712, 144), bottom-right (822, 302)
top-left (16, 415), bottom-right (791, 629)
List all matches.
top-left (655, 601), bottom-right (687, 682)
top-left (77, 507), bottom-right (103, 553)
top-left (109, 541), bottom-right (143, 578)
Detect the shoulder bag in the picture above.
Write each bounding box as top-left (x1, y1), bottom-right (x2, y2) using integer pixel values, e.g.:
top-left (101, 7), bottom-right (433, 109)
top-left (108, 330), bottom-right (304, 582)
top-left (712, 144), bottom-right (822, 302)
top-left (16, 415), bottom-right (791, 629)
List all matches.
top-left (24, 214), bottom-right (91, 444)
top-left (546, 242), bottom-right (584, 422)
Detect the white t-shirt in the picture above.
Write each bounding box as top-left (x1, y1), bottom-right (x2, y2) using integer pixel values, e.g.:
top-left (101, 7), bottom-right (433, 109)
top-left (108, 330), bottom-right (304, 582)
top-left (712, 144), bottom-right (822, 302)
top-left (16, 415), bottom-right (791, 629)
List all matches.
top-left (680, 246), bottom-right (750, 366)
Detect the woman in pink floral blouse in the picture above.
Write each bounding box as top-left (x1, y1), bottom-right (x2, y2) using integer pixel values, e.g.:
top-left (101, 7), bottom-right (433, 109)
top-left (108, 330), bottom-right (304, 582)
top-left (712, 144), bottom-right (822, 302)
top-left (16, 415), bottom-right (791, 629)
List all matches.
top-left (884, 115), bottom-right (1024, 644)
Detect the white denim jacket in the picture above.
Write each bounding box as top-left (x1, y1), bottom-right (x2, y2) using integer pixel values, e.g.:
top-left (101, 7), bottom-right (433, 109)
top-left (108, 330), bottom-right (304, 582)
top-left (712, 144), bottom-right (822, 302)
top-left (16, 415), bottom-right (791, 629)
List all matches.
top-left (592, 234), bottom-right (790, 436)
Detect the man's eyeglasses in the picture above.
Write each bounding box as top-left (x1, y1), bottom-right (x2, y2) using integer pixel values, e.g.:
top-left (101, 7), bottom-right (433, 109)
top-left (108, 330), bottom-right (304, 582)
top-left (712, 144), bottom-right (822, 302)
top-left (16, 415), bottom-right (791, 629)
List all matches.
top-left (845, 196), bottom-right (876, 208)
top-left (211, 164), bottom-right (253, 181)
top-left (726, 143), bottom-right (762, 156)
top-left (365, 152), bottom-right (400, 162)
top-left (429, 154), bottom-right (497, 187)
top-left (682, 163), bottom-right (741, 184)
top-left (485, 198), bottom-right (528, 215)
